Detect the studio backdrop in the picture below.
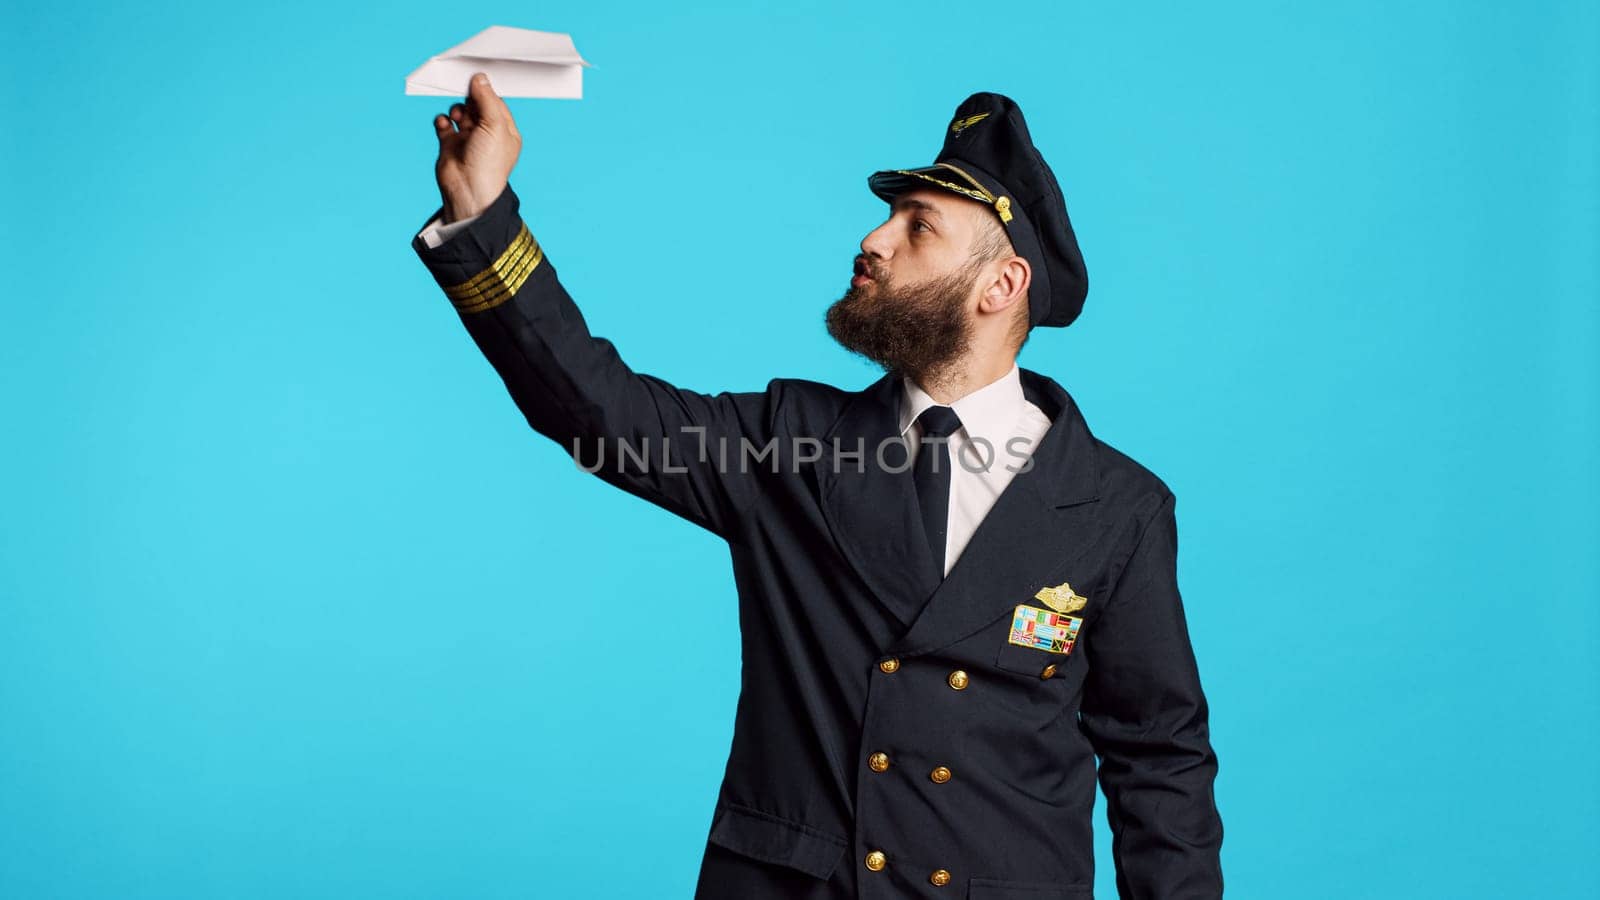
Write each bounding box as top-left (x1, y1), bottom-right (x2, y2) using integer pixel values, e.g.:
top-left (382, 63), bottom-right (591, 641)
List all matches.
top-left (2, 1), bottom-right (1596, 897)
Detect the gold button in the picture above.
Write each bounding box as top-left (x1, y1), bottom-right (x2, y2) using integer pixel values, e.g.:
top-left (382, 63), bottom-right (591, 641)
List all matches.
top-left (947, 669), bottom-right (970, 690)
top-left (865, 850), bottom-right (887, 872)
top-left (879, 658), bottom-right (901, 674)
top-left (930, 868), bottom-right (952, 886)
top-left (1040, 663), bottom-right (1059, 679)
top-left (930, 765), bottom-right (952, 784)
top-left (868, 752), bottom-right (890, 773)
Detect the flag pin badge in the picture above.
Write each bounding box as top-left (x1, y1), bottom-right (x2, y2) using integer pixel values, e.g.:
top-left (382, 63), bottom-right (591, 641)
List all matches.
top-left (1009, 604), bottom-right (1084, 655)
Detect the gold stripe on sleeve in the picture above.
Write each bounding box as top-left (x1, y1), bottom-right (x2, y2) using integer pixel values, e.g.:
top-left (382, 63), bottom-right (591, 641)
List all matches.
top-left (442, 223), bottom-right (545, 313)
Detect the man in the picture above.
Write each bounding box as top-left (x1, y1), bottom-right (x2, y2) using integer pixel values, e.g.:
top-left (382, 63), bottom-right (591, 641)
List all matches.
top-left (413, 73), bottom-right (1224, 899)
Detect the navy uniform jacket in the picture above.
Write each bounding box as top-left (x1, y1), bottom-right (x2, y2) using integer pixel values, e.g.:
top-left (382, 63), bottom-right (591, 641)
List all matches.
top-left (412, 185), bottom-right (1224, 899)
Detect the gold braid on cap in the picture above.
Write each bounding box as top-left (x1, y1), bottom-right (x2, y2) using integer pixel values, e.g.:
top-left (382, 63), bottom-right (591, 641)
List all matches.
top-left (891, 165), bottom-right (1013, 224)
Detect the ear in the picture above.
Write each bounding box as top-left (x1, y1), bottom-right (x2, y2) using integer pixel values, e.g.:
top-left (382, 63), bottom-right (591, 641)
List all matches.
top-left (978, 254), bottom-right (1031, 319)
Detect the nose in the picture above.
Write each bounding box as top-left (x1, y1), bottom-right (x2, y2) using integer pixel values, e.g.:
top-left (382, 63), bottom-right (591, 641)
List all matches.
top-left (860, 219), bottom-right (894, 263)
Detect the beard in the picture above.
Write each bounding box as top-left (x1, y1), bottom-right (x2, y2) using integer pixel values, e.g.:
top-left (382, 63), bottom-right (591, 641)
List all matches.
top-left (824, 256), bottom-right (980, 385)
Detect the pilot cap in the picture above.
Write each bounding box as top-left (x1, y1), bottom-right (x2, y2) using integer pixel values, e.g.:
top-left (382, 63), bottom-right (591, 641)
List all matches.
top-left (867, 92), bottom-right (1088, 329)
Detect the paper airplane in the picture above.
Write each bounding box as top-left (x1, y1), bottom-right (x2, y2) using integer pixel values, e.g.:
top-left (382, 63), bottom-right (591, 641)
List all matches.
top-left (406, 25), bottom-right (592, 98)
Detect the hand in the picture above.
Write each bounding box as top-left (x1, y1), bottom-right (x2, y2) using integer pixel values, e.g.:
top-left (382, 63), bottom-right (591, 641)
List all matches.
top-left (432, 72), bottom-right (522, 223)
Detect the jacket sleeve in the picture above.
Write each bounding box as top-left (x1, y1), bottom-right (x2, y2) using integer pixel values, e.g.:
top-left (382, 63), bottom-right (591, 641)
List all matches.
top-left (1077, 491), bottom-right (1225, 899)
top-left (411, 183), bottom-right (780, 541)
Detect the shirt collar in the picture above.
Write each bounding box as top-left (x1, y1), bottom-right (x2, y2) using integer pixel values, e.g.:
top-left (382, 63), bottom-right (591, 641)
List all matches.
top-left (898, 363), bottom-right (1029, 450)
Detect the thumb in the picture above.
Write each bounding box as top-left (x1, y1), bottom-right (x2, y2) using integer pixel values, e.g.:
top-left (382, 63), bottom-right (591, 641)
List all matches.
top-left (467, 72), bottom-right (503, 125)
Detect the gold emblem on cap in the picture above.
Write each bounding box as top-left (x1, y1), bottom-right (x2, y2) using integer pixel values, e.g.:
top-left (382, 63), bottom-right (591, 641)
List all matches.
top-left (950, 112), bottom-right (990, 135)
top-left (994, 196), bottom-right (1013, 223)
top-left (1034, 581), bottom-right (1087, 614)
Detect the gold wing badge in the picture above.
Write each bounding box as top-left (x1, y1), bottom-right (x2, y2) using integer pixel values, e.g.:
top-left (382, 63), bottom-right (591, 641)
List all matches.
top-left (949, 112), bottom-right (990, 136)
top-left (1034, 581), bottom-right (1088, 615)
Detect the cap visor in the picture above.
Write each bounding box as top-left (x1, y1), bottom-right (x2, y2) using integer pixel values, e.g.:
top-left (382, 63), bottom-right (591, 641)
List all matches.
top-left (867, 165), bottom-right (993, 205)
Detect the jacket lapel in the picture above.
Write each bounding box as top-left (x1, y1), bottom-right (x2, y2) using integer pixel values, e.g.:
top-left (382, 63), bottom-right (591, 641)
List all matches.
top-left (886, 368), bottom-right (1107, 657)
top-left (815, 373), bottom-right (941, 629)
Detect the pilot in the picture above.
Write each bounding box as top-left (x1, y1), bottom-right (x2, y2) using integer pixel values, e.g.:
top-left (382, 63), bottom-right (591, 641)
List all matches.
top-left (413, 73), bottom-right (1224, 898)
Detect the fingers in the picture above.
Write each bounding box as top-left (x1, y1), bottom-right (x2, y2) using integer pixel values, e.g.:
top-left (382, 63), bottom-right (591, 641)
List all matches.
top-left (434, 72), bottom-right (515, 147)
top-left (466, 72), bottom-right (512, 131)
top-left (449, 101), bottom-right (477, 131)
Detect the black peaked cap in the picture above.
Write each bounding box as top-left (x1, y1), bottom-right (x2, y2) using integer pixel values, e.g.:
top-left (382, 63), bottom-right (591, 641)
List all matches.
top-left (867, 92), bottom-right (1088, 329)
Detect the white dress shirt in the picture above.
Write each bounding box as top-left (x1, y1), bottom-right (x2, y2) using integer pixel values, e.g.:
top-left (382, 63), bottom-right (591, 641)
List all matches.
top-left (420, 216), bottom-right (1053, 578)
top-left (900, 363), bottom-right (1053, 577)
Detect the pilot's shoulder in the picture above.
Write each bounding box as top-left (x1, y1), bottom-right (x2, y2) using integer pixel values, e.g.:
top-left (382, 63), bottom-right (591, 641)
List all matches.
top-left (765, 376), bottom-right (851, 401)
top-left (1089, 432), bottom-right (1176, 524)
top-left (762, 376), bottom-right (861, 433)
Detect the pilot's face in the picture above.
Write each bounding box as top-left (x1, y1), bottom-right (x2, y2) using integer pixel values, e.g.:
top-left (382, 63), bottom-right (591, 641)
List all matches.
top-left (824, 189), bottom-right (988, 379)
top-left (850, 188), bottom-right (983, 292)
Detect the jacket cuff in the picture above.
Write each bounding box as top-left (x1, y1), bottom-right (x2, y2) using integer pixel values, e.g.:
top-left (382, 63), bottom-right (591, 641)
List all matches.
top-left (411, 184), bottom-right (543, 314)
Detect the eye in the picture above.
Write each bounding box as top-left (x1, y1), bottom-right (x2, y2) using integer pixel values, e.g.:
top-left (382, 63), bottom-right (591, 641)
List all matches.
top-left (912, 219), bottom-right (932, 234)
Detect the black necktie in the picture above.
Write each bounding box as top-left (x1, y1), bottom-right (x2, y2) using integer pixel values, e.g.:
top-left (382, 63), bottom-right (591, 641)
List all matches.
top-left (912, 405), bottom-right (964, 580)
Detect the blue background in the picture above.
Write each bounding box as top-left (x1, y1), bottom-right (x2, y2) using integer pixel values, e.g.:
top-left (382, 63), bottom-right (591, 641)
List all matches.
top-left (3, 1), bottom-right (1596, 897)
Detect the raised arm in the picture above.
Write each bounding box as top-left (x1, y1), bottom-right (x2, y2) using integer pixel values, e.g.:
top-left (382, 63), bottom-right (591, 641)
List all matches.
top-left (1076, 491), bottom-right (1225, 898)
top-left (412, 73), bottom-right (781, 539)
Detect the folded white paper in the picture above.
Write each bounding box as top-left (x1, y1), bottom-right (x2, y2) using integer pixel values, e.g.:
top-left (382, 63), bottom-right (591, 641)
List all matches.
top-left (405, 25), bottom-right (592, 98)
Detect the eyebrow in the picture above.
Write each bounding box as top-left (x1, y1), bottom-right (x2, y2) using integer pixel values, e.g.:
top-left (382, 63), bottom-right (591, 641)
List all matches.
top-left (892, 197), bottom-right (945, 220)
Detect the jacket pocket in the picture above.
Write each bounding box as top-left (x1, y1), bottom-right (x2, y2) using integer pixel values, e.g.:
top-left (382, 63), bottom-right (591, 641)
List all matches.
top-left (967, 876), bottom-right (1093, 899)
top-left (706, 800), bottom-right (849, 881)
